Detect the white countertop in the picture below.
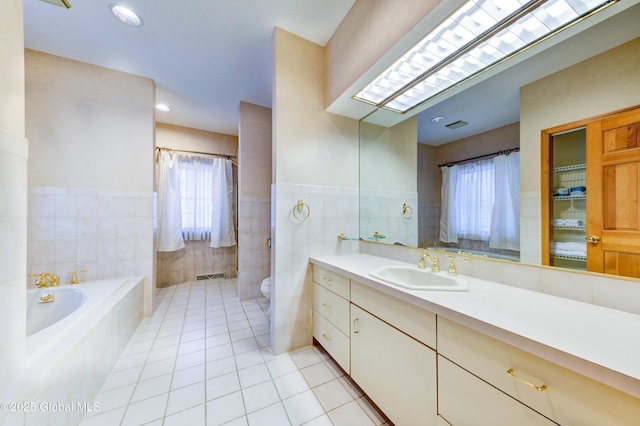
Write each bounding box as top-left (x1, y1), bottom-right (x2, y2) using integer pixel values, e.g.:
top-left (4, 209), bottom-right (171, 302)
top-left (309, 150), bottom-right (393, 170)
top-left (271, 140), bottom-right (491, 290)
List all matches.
top-left (310, 253), bottom-right (640, 399)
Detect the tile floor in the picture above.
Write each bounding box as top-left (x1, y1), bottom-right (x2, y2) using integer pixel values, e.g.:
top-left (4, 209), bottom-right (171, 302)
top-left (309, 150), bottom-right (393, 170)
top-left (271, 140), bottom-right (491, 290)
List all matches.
top-left (81, 279), bottom-right (390, 426)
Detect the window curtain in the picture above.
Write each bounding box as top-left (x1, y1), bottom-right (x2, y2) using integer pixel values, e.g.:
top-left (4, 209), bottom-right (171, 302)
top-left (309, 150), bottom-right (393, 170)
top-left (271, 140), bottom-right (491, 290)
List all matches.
top-left (454, 158), bottom-right (495, 241)
top-left (490, 152), bottom-right (520, 250)
top-left (210, 157), bottom-right (236, 248)
top-left (178, 155), bottom-right (215, 241)
top-left (440, 158), bottom-right (495, 242)
top-left (439, 165), bottom-right (459, 243)
top-left (157, 151), bottom-right (185, 252)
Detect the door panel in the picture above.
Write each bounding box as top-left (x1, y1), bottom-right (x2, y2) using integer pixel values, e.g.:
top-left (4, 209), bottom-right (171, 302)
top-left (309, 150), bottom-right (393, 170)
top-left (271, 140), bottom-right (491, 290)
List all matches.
top-left (603, 163), bottom-right (639, 230)
top-left (587, 107), bottom-right (640, 278)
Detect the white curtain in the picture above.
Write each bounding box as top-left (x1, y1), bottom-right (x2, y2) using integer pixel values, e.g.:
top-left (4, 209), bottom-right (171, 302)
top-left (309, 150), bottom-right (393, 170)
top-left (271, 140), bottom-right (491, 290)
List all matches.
top-left (178, 155), bottom-right (217, 241)
top-left (157, 151), bottom-right (185, 252)
top-left (441, 159), bottom-right (494, 242)
top-left (439, 165), bottom-right (459, 243)
top-left (490, 152), bottom-right (520, 250)
top-left (210, 157), bottom-right (236, 248)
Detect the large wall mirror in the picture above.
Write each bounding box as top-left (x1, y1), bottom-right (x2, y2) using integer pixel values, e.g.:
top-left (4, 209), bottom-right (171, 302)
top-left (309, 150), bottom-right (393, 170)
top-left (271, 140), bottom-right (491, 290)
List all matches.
top-left (359, 1), bottom-right (640, 272)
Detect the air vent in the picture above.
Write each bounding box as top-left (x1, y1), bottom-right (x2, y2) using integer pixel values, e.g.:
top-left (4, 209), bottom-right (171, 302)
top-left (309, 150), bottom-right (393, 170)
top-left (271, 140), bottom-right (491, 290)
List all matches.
top-left (196, 272), bottom-right (225, 280)
top-left (445, 120), bottom-right (468, 130)
top-left (38, 0), bottom-right (72, 8)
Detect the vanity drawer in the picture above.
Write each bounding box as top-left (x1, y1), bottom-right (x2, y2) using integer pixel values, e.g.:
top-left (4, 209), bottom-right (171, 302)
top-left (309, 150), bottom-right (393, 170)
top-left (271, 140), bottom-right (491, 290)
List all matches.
top-left (313, 310), bottom-right (350, 374)
top-left (312, 265), bottom-right (350, 299)
top-left (438, 317), bottom-right (640, 425)
top-left (313, 283), bottom-right (350, 335)
top-left (438, 355), bottom-right (556, 426)
top-left (351, 280), bottom-right (436, 349)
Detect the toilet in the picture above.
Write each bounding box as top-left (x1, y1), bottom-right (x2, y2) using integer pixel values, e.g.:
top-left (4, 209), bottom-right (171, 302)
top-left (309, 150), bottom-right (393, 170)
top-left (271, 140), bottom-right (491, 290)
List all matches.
top-left (260, 276), bottom-right (271, 300)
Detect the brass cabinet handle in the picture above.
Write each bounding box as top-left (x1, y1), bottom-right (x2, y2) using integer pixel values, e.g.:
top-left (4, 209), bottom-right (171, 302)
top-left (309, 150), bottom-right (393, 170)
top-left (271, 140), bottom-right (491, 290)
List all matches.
top-left (507, 369), bottom-right (547, 392)
top-left (586, 235), bottom-right (601, 244)
top-left (322, 301), bottom-right (332, 310)
top-left (322, 333), bottom-right (332, 341)
top-left (322, 276), bottom-right (333, 283)
top-left (353, 318), bottom-right (360, 334)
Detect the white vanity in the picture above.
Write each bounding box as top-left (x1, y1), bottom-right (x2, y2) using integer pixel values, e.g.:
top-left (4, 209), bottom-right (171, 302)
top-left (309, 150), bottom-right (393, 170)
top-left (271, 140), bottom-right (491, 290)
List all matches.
top-left (310, 253), bottom-right (640, 426)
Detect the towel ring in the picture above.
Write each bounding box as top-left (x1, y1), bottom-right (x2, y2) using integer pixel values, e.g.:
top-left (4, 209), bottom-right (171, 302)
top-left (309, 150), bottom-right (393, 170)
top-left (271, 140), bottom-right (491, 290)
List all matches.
top-left (293, 199), bottom-right (310, 221)
top-left (402, 203), bottom-right (413, 220)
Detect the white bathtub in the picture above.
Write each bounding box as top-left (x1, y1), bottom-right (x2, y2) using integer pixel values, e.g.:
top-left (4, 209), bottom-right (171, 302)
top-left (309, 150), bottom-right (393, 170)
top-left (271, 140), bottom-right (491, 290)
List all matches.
top-left (24, 277), bottom-right (144, 426)
top-left (26, 287), bottom-right (86, 336)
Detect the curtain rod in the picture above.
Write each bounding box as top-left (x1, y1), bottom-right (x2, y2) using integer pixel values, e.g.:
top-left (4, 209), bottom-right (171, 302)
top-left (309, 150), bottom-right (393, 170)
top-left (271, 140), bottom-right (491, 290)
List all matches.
top-left (438, 147), bottom-right (519, 168)
top-left (156, 146), bottom-right (237, 160)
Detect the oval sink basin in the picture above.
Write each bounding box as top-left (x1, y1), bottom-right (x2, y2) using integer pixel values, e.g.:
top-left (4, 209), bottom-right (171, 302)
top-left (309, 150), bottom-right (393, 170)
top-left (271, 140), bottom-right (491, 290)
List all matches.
top-left (370, 266), bottom-right (469, 291)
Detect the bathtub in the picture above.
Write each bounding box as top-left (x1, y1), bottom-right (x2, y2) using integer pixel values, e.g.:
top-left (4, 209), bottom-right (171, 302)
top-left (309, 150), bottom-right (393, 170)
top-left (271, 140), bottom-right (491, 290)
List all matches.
top-left (24, 277), bottom-right (144, 426)
top-left (27, 287), bottom-right (86, 336)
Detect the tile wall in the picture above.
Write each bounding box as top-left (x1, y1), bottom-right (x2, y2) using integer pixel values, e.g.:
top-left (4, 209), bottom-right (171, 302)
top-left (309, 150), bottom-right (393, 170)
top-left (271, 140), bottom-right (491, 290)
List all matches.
top-left (157, 242), bottom-right (238, 288)
top-left (271, 183), bottom-right (359, 354)
top-left (27, 186), bottom-right (154, 287)
top-left (360, 189), bottom-right (418, 247)
top-left (238, 196), bottom-right (271, 300)
top-left (418, 202), bottom-right (440, 247)
top-left (0, 129), bottom-right (28, 426)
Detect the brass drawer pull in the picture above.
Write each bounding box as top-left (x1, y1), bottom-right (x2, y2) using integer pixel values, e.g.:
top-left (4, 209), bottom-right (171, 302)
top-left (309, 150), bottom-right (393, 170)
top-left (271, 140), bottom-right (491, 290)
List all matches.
top-left (322, 301), bottom-right (332, 310)
top-left (353, 318), bottom-right (360, 334)
top-left (322, 333), bottom-right (332, 341)
top-left (507, 369), bottom-right (547, 392)
top-left (322, 276), bottom-right (333, 283)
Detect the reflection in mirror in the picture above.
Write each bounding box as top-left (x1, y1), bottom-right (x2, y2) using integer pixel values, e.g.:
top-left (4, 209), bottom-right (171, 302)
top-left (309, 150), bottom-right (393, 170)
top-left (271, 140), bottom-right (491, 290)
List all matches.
top-left (359, 118), bottom-right (418, 247)
top-left (358, 2), bottom-right (640, 268)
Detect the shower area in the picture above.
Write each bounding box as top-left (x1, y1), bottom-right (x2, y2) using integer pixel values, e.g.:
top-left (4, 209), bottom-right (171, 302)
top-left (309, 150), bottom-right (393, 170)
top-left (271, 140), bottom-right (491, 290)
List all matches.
top-left (154, 124), bottom-right (240, 288)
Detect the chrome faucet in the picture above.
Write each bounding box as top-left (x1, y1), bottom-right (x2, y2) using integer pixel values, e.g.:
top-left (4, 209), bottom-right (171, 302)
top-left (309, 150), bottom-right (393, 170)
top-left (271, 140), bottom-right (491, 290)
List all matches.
top-left (411, 249), bottom-right (440, 272)
top-left (28, 272), bottom-right (60, 288)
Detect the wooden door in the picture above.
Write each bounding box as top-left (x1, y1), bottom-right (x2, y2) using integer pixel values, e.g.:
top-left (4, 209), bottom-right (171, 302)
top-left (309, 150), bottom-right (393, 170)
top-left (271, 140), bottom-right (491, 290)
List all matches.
top-left (586, 107), bottom-right (640, 277)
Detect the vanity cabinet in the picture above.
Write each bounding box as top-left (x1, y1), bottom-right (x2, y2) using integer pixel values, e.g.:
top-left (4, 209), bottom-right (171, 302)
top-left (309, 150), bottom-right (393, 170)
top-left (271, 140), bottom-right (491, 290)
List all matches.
top-left (438, 317), bottom-right (640, 425)
top-left (438, 355), bottom-right (555, 426)
top-left (350, 281), bottom-right (437, 426)
top-left (311, 266), bottom-right (351, 373)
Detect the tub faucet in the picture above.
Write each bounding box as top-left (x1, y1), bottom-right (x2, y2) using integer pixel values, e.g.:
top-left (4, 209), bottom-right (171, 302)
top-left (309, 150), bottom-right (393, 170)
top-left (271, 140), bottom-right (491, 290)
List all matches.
top-left (28, 273), bottom-right (60, 288)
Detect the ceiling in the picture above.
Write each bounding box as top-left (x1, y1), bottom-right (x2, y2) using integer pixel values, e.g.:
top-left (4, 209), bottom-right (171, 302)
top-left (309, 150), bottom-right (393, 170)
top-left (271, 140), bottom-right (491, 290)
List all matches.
top-left (23, 0), bottom-right (355, 136)
top-left (23, 0), bottom-right (640, 144)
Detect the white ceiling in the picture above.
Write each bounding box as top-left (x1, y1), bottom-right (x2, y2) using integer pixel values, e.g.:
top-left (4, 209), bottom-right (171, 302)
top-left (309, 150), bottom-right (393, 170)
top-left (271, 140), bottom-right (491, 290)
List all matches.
top-left (23, 0), bottom-right (640, 144)
top-left (23, 0), bottom-right (356, 136)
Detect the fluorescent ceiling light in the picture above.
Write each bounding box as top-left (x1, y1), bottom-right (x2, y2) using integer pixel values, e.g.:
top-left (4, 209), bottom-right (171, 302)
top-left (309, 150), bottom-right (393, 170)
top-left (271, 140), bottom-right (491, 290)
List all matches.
top-left (354, 0), bottom-right (618, 113)
top-left (109, 4), bottom-right (143, 27)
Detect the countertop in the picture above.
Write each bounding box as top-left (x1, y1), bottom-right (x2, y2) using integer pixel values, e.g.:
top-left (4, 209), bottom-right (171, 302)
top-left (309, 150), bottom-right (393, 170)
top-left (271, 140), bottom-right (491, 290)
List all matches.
top-left (310, 253), bottom-right (640, 399)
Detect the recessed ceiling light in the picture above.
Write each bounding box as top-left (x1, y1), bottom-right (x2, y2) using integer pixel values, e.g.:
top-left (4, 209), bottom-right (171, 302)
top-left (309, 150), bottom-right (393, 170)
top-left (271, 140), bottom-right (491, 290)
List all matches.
top-left (155, 103), bottom-right (170, 112)
top-left (109, 4), bottom-right (143, 27)
top-left (431, 116), bottom-right (445, 123)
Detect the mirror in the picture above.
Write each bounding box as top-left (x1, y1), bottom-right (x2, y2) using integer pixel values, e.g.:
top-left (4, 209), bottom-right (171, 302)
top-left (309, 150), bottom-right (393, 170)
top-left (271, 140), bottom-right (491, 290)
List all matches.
top-left (358, 2), bottom-right (640, 266)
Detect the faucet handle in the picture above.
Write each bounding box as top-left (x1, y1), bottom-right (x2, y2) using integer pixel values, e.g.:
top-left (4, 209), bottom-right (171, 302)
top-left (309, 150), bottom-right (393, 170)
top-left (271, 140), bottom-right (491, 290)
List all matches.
top-left (445, 254), bottom-right (468, 276)
top-left (68, 269), bottom-right (88, 285)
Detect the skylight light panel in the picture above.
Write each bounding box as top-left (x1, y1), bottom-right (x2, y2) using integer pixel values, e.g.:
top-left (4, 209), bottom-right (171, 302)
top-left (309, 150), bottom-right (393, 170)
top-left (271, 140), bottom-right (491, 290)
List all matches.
top-left (353, 0), bottom-right (618, 112)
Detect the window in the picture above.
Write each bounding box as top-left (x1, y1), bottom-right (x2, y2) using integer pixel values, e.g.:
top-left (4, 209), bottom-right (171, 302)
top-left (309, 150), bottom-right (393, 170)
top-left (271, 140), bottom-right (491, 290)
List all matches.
top-left (177, 155), bottom-right (214, 241)
top-left (440, 152), bottom-right (520, 250)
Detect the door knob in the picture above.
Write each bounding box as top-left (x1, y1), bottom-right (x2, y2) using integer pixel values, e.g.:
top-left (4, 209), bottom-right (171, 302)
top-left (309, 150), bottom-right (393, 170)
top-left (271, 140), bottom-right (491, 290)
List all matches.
top-left (586, 235), bottom-right (601, 244)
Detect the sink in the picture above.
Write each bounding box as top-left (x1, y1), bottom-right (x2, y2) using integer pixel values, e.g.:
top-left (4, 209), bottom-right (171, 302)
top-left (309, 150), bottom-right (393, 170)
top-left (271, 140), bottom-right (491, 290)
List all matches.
top-left (370, 266), bottom-right (469, 291)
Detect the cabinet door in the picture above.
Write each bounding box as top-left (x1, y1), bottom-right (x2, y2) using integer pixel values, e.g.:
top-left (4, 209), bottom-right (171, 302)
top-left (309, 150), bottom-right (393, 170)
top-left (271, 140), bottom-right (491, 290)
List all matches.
top-left (438, 356), bottom-right (556, 426)
top-left (350, 304), bottom-right (437, 426)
